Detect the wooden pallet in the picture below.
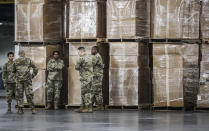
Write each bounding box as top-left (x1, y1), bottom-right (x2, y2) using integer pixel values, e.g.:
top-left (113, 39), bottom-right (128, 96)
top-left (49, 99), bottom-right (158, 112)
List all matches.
top-left (151, 39), bottom-right (201, 44)
top-left (107, 105), bottom-right (139, 110)
top-left (138, 104), bottom-right (153, 110)
top-left (66, 38), bottom-right (104, 43)
top-left (13, 41), bottom-right (63, 45)
top-left (195, 107), bottom-right (209, 111)
top-left (23, 104), bottom-right (45, 108)
top-left (153, 107), bottom-right (185, 111)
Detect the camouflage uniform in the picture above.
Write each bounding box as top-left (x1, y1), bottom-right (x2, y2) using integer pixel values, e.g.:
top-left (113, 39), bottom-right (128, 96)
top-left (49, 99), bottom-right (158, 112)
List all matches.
top-left (2, 61), bottom-right (16, 104)
top-left (75, 54), bottom-right (93, 107)
top-left (13, 56), bottom-right (38, 108)
top-left (92, 53), bottom-right (104, 105)
top-left (46, 58), bottom-right (64, 105)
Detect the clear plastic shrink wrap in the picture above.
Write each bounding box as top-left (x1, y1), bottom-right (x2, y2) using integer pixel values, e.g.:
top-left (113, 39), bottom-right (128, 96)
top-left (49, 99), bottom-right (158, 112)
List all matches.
top-left (109, 42), bottom-right (151, 106)
top-left (68, 0), bottom-right (106, 39)
top-left (15, 0), bottom-right (63, 42)
top-left (107, 0), bottom-right (150, 39)
top-left (153, 43), bottom-right (199, 107)
top-left (201, 0), bottom-right (209, 39)
top-left (198, 44), bottom-right (209, 108)
top-left (151, 0), bottom-right (200, 39)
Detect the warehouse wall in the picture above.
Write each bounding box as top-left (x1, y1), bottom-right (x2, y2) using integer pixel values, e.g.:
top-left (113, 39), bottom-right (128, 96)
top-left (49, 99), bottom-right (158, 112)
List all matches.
top-left (0, 5), bottom-right (14, 68)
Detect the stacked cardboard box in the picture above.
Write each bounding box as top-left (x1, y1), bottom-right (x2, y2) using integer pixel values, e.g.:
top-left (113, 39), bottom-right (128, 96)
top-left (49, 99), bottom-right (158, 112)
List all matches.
top-left (107, 0), bottom-right (150, 39)
top-left (68, 42), bottom-right (109, 106)
top-left (151, 0), bottom-right (200, 39)
top-left (109, 42), bottom-right (151, 106)
top-left (153, 43), bottom-right (199, 108)
top-left (197, 44), bottom-right (209, 108)
top-left (15, 44), bottom-right (62, 106)
top-left (201, 0), bottom-right (209, 39)
top-left (67, 0), bottom-right (106, 39)
top-left (15, 0), bottom-right (63, 42)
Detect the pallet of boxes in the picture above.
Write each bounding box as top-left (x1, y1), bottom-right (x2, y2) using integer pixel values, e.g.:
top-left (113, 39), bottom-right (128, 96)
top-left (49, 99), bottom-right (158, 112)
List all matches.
top-left (14, 0), bottom-right (64, 107)
top-left (197, 0), bottom-right (209, 109)
top-left (151, 0), bottom-right (200, 110)
top-left (65, 0), bottom-right (109, 108)
top-left (107, 0), bottom-right (152, 109)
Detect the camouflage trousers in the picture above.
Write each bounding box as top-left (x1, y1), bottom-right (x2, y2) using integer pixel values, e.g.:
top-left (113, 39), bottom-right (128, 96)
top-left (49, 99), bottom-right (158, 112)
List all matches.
top-left (5, 83), bottom-right (17, 104)
top-left (16, 80), bottom-right (34, 108)
top-left (81, 80), bottom-right (92, 107)
top-left (46, 80), bottom-right (62, 104)
top-left (92, 75), bottom-right (103, 105)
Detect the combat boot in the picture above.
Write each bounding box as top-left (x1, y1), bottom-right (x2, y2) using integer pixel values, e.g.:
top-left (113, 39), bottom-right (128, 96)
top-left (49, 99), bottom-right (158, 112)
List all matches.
top-left (94, 105), bottom-right (104, 111)
top-left (87, 105), bottom-right (93, 112)
top-left (54, 103), bottom-right (59, 110)
top-left (8, 103), bottom-right (11, 112)
top-left (81, 106), bottom-right (93, 113)
top-left (17, 107), bottom-right (24, 114)
top-left (45, 103), bottom-right (52, 110)
top-left (74, 106), bottom-right (84, 112)
top-left (31, 108), bottom-right (37, 114)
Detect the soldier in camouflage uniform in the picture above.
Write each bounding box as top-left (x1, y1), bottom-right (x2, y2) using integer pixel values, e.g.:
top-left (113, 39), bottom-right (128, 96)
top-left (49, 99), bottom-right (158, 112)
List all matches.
top-left (2, 52), bottom-right (17, 112)
top-left (46, 51), bottom-right (64, 110)
top-left (91, 46), bottom-right (104, 110)
top-left (75, 47), bottom-right (93, 113)
top-left (13, 50), bottom-right (38, 114)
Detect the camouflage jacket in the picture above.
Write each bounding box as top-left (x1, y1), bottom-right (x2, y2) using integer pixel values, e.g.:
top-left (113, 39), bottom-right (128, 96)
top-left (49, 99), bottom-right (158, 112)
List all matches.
top-left (75, 54), bottom-right (93, 82)
top-left (47, 58), bottom-right (64, 81)
top-left (2, 61), bottom-right (16, 83)
top-left (92, 53), bottom-right (104, 77)
top-left (13, 56), bottom-right (38, 82)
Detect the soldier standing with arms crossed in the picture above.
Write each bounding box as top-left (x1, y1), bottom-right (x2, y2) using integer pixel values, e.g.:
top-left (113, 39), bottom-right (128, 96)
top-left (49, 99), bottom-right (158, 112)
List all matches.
top-left (2, 52), bottom-right (17, 112)
top-left (75, 47), bottom-right (93, 113)
top-left (45, 51), bottom-right (64, 110)
top-left (91, 46), bottom-right (104, 110)
top-left (13, 50), bottom-right (38, 114)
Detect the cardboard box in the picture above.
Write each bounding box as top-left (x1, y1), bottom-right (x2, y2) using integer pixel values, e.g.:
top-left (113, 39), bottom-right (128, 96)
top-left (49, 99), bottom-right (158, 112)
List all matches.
top-left (153, 43), bottom-right (199, 56)
top-left (151, 0), bottom-right (200, 39)
top-left (197, 83), bottom-right (209, 108)
top-left (15, 3), bottom-right (63, 42)
top-left (153, 43), bottom-right (199, 107)
top-left (69, 42), bottom-right (97, 56)
top-left (110, 56), bottom-right (139, 68)
top-left (109, 42), bottom-right (149, 56)
top-left (68, 68), bottom-right (81, 106)
top-left (197, 44), bottom-right (209, 107)
top-left (153, 55), bottom-right (183, 69)
top-left (109, 68), bottom-right (139, 106)
top-left (68, 1), bottom-right (106, 39)
top-left (153, 68), bottom-right (184, 107)
top-left (24, 69), bottom-right (46, 106)
top-left (201, 0), bottom-right (209, 39)
top-left (15, 0), bottom-right (62, 4)
top-left (107, 0), bottom-right (150, 39)
top-left (15, 44), bottom-right (61, 69)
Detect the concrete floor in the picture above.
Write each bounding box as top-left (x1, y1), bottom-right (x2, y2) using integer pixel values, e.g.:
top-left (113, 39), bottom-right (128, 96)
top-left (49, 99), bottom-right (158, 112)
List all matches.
top-left (0, 99), bottom-right (209, 131)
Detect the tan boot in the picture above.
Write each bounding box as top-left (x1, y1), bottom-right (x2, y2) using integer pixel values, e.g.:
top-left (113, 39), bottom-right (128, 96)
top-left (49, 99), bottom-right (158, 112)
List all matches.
top-left (94, 105), bottom-right (104, 111)
top-left (87, 105), bottom-right (93, 112)
top-left (74, 106), bottom-right (84, 112)
top-left (45, 103), bottom-right (52, 110)
top-left (31, 108), bottom-right (37, 114)
top-left (8, 103), bottom-right (11, 112)
top-left (81, 106), bottom-right (93, 113)
top-left (17, 107), bottom-right (24, 114)
top-left (54, 103), bottom-right (59, 110)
